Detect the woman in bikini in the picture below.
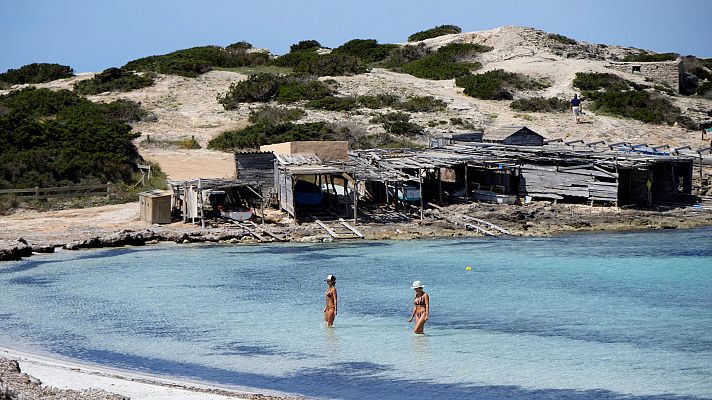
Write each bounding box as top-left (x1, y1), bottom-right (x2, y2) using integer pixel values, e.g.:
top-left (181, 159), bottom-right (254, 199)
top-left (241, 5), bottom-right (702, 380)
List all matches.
top-left (408, 280), bottom-right (429, 334)
top-left (324, 275), bottom-right (337, 326)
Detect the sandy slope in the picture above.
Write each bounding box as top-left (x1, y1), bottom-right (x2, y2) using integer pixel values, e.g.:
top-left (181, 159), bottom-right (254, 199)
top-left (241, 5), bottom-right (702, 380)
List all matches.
top-left (4, 26), bottom-right (709, 181)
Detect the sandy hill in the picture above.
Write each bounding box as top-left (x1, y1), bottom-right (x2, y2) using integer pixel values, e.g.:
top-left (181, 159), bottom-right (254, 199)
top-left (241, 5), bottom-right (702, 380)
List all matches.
top-left (5, 26), bottom-right (711, 180)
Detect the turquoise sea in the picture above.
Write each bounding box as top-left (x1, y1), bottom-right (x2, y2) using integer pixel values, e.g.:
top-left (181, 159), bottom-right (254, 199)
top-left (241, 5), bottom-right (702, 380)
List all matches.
top-left (1, 228), bottom-right (711, 399)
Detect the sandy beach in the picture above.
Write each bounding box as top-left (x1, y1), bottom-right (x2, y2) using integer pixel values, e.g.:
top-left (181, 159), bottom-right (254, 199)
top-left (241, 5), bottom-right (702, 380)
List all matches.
top-left (0, 346), bottom-right (301, 400)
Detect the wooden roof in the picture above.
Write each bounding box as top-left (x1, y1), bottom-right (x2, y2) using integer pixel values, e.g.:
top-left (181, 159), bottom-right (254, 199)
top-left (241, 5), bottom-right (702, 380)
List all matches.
top-left (486, 126), bottom-right (542, 141)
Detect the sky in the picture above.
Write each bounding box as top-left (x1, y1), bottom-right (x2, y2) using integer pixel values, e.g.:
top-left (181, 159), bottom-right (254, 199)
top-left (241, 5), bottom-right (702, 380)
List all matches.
top-left (1, 0), bottom-right (711, 73)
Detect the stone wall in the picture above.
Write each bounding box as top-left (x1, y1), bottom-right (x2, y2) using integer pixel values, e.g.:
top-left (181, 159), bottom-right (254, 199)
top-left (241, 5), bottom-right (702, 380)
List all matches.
top-left (606, 59), bottom-right (683, 92)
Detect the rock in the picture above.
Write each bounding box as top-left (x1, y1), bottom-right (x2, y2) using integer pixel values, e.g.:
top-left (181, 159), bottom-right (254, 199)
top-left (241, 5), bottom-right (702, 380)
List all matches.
top-left (31, 245), bottom-right (55, 253)
top-left (0, 239), bottom-right (33, 261)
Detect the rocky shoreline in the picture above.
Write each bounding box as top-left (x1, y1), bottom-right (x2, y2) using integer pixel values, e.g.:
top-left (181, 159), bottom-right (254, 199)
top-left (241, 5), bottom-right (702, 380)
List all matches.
top-left (2, 202), bottom-right (711, 262)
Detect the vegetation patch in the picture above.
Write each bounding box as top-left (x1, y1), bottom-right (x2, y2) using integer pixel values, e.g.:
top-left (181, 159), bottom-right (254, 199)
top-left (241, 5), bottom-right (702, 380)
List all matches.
top-left (379, 44), bottom-right (430, 69)
top-left (572, 72), bottom-right (641, 91)
top-left (139, 136), bottom-right (201, 150)
top-left (456, 69), bottom-right (549, 100)
top-left (0, 87), bottom-right (145, 189)
top-left (397, 96), bottom-right (447, 112)
top-left (621, 51), bottom-right (678, 62)
top-left (573, 73), bottom-right (692, 127)
top-left (123, 44), bottom-right (269, 77)
top-left (548, 34), bottom-right (577, 45)
top-left (401, 43), bottom-right (490, 80)
top-left (208, 122), bottom-right (342, 151)
top-left (697, 81), bottom-right (712, 97)
top-left (357, 94), bottom-right (400, 109)
top-left (305, 96), bottom-right (360, 112)
top-left (0, 63), bottom-right (74, 85)
top-left (510, 97), bottom-right (569, 112)
top-left (332, 39), bottom-right (399, 63)
top-left (293, 53), bottom-right (368, 77)
top-left (248, 106), bottom-right (306, 125)
top-left (370, 112), bottom-right (423, 136)
top-left (218, 74), bottom-right (333, 109)
top-left (408, 25), bottom-right (462, 42)
top-left (73, 67), bottom-right (154, 95)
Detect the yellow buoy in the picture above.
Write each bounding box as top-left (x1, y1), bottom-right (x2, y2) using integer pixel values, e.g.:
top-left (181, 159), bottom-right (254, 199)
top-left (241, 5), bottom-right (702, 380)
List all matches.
top-left (465, 266), bottom-right (472, 271)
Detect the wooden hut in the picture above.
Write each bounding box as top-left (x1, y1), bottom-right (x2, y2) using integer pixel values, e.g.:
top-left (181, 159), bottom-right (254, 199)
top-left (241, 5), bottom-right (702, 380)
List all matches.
top-left (235, 151), bottom-right (275, 201)
top-left (485, 126), bottom-right (544, 146)
top-left (139, 190), bottom-right (172, 224)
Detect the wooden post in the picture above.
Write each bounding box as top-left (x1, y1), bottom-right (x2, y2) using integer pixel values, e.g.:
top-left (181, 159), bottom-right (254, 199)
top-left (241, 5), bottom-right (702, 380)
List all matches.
top-left (395, 181), bottom-right (399, 211)
top-left (438, 168), bottom-right (443, 205)
top-left (35, 186), bottom-right (39, 201)
top-left (700, 154), bottom-right (704, 182)
top-left (464, 164), bottom-right (469, 200)
top-left (384, 178), bottom-right (389, 205)
top-left (198, 179), bottom-right (205, 228)
top-left (419, 169), bottom-right (424, 221)
top-left (353, 180), bottom-right (359, 225)
top-left (182, 184), bottom-right (188, 222)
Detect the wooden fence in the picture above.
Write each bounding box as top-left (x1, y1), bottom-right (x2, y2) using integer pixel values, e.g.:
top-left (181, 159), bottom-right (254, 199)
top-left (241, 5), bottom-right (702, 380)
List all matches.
top-left (0, 183), bottom-right (112, 200)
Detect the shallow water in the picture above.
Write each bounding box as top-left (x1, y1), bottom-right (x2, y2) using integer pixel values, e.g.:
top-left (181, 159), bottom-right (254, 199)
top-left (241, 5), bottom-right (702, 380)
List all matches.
top-left (1, 228), bottom-right (712, 399)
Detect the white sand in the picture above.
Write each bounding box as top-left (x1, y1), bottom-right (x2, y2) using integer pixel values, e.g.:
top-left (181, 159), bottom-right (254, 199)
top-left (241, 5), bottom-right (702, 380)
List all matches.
top-left (0, 346), bottom-right (281, 400)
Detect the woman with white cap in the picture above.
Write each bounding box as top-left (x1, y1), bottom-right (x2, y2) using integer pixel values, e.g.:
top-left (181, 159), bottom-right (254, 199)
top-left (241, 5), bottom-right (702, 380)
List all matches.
top-left (324, 275), bottom-right (337, 326)
top-left (408, 280), bottom-right (429, 334)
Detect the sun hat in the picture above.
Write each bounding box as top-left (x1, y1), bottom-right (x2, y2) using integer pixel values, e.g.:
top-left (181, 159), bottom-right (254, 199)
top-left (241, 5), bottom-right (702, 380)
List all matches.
top-left (325, 275), bottom-right (335, 282)
top-left (411, 280), bottom-right (424, 289)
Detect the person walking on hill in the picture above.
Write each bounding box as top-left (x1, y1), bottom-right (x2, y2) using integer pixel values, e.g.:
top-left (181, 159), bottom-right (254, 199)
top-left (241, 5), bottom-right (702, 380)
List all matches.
top-left (571, 94), bottom-right (583, 123)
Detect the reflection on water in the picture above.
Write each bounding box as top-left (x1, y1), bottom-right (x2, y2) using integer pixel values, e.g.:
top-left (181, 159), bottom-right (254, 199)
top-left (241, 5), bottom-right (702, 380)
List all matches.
top-left (1, 228), bottom-right (711, 399)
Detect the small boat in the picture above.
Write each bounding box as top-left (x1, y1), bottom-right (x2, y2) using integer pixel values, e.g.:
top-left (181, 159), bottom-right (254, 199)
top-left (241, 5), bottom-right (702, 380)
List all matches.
top-left (471, 189), bottom-right (517, 205)
top-left (220, 208), bottom-right (253, 221)
top-left (388, 183), bottom-right (421, 203)
top-left (294, 180), bottom-right (323, 206)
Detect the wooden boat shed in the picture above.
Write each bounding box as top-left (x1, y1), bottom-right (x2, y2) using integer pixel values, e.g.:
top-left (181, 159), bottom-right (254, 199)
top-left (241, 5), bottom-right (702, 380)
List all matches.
top-left (347, 142), bottom-right (693, 208)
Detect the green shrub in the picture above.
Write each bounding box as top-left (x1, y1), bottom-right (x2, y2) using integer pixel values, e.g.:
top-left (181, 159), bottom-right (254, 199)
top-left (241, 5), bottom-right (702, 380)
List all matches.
top-left (0, 88), bottom-right (142, 189)
top-left (370, 112), bottom-right (423, 136)
top-left (305, 96), bottom-right (360, 111)
top-left (621, 52), bottom-right (678, 62)
top-left (548, 34), bottom-right (577, 45)
top-left (218, 73), bottom-right (284, 108)
top-left (290, 40), bottom-right (322, 53)
top-left (396, 96), bottom-right (447, 112)
top-left (587, 89), bottom-right (681, 125)
top-left (510, 97), bottom-right (569, 112)
top-left (333, 39), bottom-right (399, 63)
top-left (697, 81), bottom-right (712, 96)
top-left (123, 45), bottom-right (269, 77)
top-left (456, 69), bottom-right (548, 100)
top-left (0, 63), bottom-right (74, 84)
top-left (208, 122), bottom-right (341, 150)
top-left (270, 49), bottom-right (320, 68)
top-left (693, 66), bottom-right (712, 81)
top-left (357, 94), bottom-right (400, 109)
top-left (408, 25), bottom-right (462, 42)
top-left (293, 53), bottom-right (369, 76)
top-left (248, 106), bottom-right (306, 125)
top-left (218, 74), bottom-right (332, 109)
top-left (380, 44), bottom-right (430, 69)
top-left (400, 43), bottom-right (490, 80)
top-left (572, 72), bottom-right (638, 91)
top-left (226, 41), bottom-right (253, 50)
top-left (275, 79), bottom-right (333, 102)
top-left (73, 67), bottom-right (154, 95)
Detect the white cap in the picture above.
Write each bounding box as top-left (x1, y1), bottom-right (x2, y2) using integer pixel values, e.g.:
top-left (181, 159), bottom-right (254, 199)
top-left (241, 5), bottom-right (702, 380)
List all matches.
top-left (325, 275), bottom-right (335, 282)
top-left (411, 280), bottom-right (424, 289)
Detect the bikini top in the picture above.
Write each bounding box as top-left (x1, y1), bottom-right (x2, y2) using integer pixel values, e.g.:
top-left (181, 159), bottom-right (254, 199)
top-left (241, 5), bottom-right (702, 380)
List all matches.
top-left (414, 294), bottom-right (426, 306)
